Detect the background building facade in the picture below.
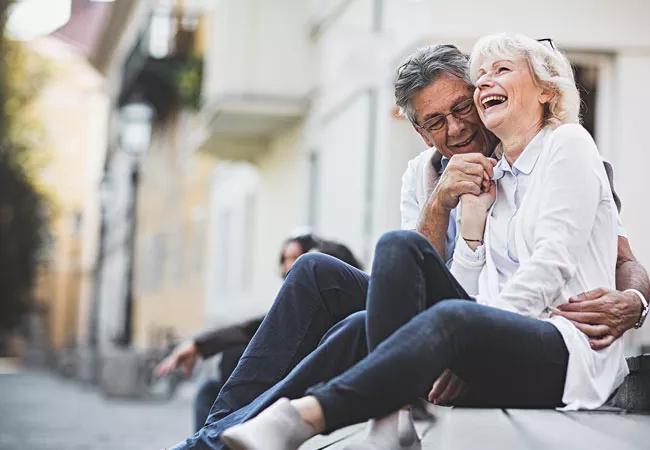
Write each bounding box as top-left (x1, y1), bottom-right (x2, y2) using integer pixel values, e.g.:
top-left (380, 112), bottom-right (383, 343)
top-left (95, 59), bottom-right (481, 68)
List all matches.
top-left (19, 0), bottom-right (650, 378)
top-left (197, 0), bottom-right (650, 353)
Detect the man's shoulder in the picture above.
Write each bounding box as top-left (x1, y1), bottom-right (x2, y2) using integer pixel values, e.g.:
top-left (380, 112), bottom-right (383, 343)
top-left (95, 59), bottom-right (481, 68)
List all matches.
top-left (405, 147), bottom-right (437, 173)
top-left (410, 147), bottom-right (435, 162)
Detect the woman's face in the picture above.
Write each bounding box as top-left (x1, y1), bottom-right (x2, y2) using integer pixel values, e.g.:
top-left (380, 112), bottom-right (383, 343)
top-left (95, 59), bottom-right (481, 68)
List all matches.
top-left (473, 56), bottom-right (547, 137)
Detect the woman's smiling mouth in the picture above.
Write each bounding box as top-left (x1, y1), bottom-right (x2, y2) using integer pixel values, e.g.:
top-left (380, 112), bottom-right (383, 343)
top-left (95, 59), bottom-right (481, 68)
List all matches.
top-left (481, 95), bottom-right (508, 110)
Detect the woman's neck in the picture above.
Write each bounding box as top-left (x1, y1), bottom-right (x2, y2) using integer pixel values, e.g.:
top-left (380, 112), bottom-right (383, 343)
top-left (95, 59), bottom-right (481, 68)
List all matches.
top-left (499, 119), bottom-right (544, 165)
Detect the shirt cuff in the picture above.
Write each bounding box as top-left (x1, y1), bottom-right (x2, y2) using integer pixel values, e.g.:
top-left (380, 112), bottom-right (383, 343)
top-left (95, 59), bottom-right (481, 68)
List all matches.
top-left (453, 236), bottom-right (486, 268)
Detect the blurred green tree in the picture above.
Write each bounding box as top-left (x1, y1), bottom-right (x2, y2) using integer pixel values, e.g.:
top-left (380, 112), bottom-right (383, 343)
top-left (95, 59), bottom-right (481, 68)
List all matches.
top-left (0, 1), bottom-right (48, 350)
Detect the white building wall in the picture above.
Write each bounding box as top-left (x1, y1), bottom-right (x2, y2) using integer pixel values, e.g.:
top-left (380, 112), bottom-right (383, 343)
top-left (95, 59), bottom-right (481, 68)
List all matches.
top-left (97, 150), bottom-right (136, 346)
top-left (204, 124), bottom-right (310, 325)
top-left (203, 0), bottom-right (314, 102)
top-left (611, 54), bottom-right (650, 348)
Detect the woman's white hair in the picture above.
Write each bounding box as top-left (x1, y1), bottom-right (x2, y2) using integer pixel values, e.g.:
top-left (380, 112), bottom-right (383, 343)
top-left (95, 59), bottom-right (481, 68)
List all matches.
top-left (469, 32), bottom-right (580, 127)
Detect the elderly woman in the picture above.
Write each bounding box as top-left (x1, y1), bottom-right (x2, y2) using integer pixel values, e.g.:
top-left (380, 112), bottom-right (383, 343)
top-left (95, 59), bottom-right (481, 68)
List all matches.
top-left (220, 33), bottom-right (628, 450)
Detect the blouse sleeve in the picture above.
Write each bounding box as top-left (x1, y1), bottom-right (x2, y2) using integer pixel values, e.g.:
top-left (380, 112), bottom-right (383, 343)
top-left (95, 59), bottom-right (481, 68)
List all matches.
top-left (450, 236), bottom-right (485, 296)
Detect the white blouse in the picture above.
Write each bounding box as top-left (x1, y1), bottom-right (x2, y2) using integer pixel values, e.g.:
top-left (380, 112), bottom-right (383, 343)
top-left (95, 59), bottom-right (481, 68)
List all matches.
top-left (450, 125), bottom-right (628, 410)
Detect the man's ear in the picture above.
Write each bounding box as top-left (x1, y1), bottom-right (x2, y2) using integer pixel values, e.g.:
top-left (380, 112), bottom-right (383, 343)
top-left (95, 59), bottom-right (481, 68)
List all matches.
top-left (413, 123), bottom-right (434, 148)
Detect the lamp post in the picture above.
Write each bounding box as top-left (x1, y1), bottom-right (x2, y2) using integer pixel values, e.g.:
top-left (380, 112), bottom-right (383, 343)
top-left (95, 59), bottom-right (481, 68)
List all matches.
top-left (83, 174), bottom-right (112, 383)
top-left (117, 102), bottom-right (154, 347)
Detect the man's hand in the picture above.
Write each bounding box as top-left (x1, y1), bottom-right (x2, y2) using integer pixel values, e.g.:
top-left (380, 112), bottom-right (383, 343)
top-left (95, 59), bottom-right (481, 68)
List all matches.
top-left (427, 369), bottom-right (467, 405)
top-left (154, 340), bottom-right (199, 378)
top-left (551, 288), bottom-right (642, 350)
top-left (460, 180), bottom-right (496, 213)
top-left (434, 154), bottom-right (496, 211)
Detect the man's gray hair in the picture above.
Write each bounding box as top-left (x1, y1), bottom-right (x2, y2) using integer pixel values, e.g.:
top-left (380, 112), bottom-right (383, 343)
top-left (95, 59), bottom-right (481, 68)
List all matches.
top-left (394, 44), bottom-right (472, 125)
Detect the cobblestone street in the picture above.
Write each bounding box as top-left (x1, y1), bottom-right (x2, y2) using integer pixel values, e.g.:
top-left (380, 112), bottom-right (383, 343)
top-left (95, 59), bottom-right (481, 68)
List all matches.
top-left (0, 368), bottom-right (196, 450)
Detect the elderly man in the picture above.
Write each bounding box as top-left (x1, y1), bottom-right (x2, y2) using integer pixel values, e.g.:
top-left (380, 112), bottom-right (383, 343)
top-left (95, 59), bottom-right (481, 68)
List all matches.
top-left (171, 45), bottom-right (649, 450)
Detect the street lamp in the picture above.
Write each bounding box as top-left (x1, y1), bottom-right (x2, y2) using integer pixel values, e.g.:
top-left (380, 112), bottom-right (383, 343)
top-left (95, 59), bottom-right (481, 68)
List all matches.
top-left (118, 102), bottom-right (154, 347)
top-left (120, 103), bottom-right (154, 157)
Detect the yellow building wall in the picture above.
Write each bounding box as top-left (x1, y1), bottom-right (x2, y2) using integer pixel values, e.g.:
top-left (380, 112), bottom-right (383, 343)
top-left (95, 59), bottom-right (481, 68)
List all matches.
top-left (132, 112), bottom-right (216, 349)
top-left (27, 37), bottom-right (107, 351)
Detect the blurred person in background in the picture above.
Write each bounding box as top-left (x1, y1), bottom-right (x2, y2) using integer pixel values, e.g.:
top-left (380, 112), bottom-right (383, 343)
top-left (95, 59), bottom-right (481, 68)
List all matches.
top-left (155, 233), bottom-right (362, 431)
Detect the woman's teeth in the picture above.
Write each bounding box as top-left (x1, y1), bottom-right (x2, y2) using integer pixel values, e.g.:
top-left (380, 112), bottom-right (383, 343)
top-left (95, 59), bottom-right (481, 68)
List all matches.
top-left (482, 95), bottom-right (507, 109)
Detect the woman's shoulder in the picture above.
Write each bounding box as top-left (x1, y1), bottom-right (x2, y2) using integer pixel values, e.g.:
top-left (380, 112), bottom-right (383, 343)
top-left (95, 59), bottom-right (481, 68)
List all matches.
top-left (548, 123), bottom-right (596, 147)
top-left (545, 123), bottom-right (599, 160)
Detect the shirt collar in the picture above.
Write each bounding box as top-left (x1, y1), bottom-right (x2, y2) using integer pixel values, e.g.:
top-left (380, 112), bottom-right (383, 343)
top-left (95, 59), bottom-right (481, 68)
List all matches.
top-left (431, 148), bottom-right (445, 174)
top-left (441, 155), bottom-right (450, 172)
top-left (492, 127), bottom-right (549, 179)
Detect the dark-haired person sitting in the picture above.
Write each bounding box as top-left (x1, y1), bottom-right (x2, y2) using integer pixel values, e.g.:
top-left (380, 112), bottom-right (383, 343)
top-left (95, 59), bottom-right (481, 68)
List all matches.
top-left (156, 234), bottom-right (362, 431)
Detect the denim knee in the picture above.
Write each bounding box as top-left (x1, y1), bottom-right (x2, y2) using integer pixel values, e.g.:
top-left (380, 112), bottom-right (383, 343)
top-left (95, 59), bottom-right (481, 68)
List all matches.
top-left (375, 230), bottom-right (428, 258)
top-left (345, 310), bottom-right (367, 329)
top-left (428, 299), bottom-right (474, 317)
top-left (288, 252), bottom-right (347, 279)
top-left (421, 299), bottom-right (477, 332)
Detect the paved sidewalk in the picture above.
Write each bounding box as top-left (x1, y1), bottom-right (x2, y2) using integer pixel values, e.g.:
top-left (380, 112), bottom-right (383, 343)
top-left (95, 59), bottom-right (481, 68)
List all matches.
top-left (0, 369), bottom-right (195, 450)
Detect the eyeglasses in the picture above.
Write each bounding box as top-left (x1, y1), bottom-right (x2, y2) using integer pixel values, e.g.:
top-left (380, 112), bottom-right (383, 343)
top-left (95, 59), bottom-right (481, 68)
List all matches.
top-left (537, 38), bottom-right (556, 51)
top-left (415, 97), bottom-right (475, 134)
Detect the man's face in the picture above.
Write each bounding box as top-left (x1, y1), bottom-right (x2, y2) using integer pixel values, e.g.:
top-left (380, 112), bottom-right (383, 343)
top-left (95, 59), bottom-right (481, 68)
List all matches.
top-left (410, 74), bottom-right (496, 158)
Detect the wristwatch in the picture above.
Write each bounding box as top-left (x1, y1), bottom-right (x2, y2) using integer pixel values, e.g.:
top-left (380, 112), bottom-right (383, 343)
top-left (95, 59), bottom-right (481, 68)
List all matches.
top-left (625, 289), bottom-right (649, 329)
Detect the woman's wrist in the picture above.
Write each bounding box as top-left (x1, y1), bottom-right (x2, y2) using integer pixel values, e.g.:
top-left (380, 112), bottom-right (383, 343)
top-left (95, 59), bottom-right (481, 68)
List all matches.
top-left (460, 210), bottom-right (487, 250)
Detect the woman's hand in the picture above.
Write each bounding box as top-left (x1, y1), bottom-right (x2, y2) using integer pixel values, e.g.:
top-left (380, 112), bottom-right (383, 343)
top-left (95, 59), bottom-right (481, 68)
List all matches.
top-left (428, 369), bottom-right (468, 405)
top-left (460, 179), bottom-right (496, 213)
top-left (459, 180), bottom-right (495, 249)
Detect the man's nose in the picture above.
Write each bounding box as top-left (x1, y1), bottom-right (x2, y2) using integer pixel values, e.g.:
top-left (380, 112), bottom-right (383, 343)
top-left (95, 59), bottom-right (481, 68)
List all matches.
top-left (446, 114), bottom-right (465, 137)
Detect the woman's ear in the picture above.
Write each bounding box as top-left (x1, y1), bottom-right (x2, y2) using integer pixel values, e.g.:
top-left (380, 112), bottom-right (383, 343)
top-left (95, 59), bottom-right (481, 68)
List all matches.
top-left (538, 88), bottom-right (555, 105)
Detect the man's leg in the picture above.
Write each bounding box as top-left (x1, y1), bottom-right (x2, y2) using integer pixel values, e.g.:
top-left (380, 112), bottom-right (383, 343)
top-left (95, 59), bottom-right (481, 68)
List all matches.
top-left (193, 344), bottom-right (249, 432)
top-left (308, 300), bottom-right (568, 431)
top-left (193, 379), bottom-right (223, 432)
top-left (206, 253), bottom-right (368, 425)
top-left (171, 312), bottom-right (369, 450)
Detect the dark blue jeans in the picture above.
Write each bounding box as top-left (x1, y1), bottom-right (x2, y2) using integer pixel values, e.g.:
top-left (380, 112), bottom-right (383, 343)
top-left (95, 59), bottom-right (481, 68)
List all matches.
top-left (172, 253), bottom-right (369, 450)
top-left (307, 231), bottom-right (569, 431)
top-left (194, 379), bottom-right (222, 433)
top-left (193, 344), bottom-right (249, 432)
top-left (171, 231), bottom-right (569, 448)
